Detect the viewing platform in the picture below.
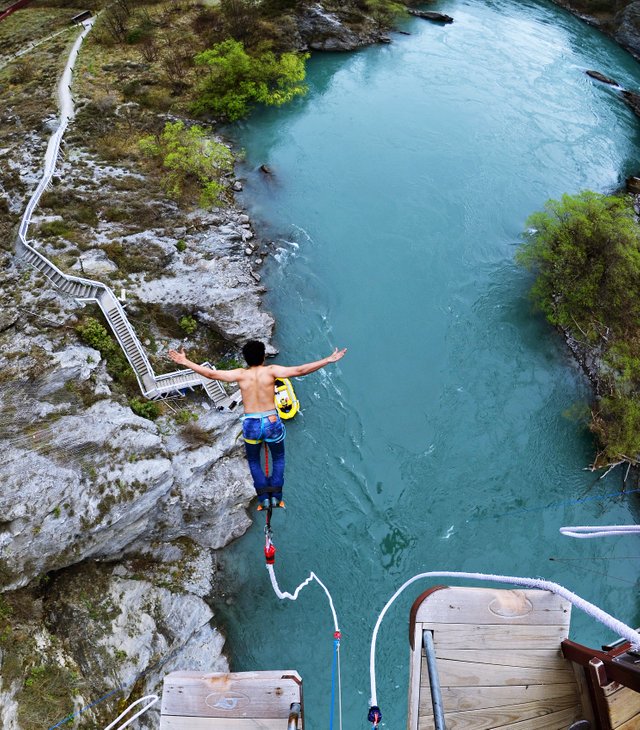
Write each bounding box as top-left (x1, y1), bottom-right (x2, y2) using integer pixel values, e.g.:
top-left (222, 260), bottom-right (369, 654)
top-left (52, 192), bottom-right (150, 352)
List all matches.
top-left (159, 670), bottom-right (303, 729)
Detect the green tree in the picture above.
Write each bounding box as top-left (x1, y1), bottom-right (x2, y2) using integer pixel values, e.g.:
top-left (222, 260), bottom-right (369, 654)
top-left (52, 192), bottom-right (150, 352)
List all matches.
top-left (518, 190), bottom-right (640, 467)
top-left (139, 121), bottom-right (234, 207)
top-left (517, 191), bottom-right (640, 340)
top-left (193, 39), bottom-right (308, 121)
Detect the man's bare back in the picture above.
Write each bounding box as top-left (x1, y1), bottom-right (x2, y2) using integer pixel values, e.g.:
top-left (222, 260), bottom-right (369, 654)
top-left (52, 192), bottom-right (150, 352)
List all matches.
top-left (168, 346), bottom-right (347, 413)
top-left (168, 340), bottom-right (346, 506)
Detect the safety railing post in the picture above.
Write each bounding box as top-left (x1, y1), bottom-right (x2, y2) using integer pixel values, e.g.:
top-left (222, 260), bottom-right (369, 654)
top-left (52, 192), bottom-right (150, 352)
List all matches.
top-left (287, 701), bottom-right (301, 729)
top-left (423, 630), bottom-right (446, 730)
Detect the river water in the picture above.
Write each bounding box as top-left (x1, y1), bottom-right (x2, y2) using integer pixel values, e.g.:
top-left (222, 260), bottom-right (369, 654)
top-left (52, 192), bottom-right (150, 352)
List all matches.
top-left (215, 1), bottom-right (640, 727)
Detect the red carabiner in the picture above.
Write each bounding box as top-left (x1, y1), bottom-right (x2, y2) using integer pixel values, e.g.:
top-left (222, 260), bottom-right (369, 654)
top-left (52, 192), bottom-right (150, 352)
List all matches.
top-left (264, 542), bottom-right (276, 565)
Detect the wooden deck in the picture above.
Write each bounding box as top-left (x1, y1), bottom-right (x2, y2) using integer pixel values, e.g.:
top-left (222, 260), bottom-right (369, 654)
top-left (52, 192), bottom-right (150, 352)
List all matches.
top-left (159, 671), bottom-right (303, 729)
top-left (408, 586), bottom-right (592, 730)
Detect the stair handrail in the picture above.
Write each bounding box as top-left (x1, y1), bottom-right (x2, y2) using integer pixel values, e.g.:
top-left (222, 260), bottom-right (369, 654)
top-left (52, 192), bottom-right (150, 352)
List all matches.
top-left (17, 234), bottom-right (106, 292)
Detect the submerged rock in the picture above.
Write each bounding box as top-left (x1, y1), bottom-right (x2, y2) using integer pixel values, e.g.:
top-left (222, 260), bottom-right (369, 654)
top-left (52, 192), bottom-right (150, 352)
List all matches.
top-left (586, 69), bottom-right (619, 85)
top-left (409, 10), bottom-right (454, 23)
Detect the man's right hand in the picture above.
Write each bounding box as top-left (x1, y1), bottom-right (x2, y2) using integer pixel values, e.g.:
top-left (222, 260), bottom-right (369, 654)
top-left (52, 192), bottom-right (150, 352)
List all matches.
top-left (168, 347), bottom-right (188, 366)
top-left (327, 347), bottom-right (347, 363)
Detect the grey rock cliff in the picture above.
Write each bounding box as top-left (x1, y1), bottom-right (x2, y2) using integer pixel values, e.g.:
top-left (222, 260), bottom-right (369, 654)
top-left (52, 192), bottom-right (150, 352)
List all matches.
top-left (551, 0), bottom-right (640, 61)
top-left (614, 2), bottom-right (640, 59)
top-left (0, 109), bottom-right (264, 730)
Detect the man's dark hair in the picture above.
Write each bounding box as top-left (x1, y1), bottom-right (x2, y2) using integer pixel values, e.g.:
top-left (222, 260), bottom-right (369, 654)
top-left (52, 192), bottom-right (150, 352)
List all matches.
top-left (242, 340), bottom-right (266, 366)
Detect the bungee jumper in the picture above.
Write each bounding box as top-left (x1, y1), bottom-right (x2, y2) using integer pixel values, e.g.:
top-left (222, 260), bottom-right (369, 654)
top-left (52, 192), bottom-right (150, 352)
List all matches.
top-left (168, 340), bottom-right (347, 509)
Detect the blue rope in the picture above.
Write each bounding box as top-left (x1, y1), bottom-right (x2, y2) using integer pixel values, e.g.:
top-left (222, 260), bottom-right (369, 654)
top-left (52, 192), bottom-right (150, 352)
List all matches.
top-left (465, 487), bottom-right (640, 524)
top-left (48, 686), bottom-right (123, 730)
top-left (329, 636), bottom-right (340, 730)
top-left (47, 653), bottom-right (167, 730)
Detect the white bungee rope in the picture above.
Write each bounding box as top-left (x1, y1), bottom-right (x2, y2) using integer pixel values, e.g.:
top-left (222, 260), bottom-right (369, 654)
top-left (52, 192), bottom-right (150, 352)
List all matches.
top-left (367, 570), bottom-right (640, 726)
top-left (561, 524), bottom-right (640, 538)
top-left (102, 695), bottom-right (159, 730)
top-left (266, 563), bottom-right (340, 633)
top-left (265, 549), bottom-right (342, 730)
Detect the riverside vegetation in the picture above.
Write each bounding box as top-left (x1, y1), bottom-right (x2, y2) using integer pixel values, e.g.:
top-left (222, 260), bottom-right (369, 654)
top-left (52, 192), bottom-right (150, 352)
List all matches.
top-left (518, 191), bottom-right (640, 470)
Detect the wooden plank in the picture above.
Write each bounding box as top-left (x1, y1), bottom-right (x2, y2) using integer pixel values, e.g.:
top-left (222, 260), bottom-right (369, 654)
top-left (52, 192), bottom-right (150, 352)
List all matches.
top-left (606, 684), bottom-right (640, 727)
top-left (418, 695), bottom-right (579, 730)
top-left (414, 589), bottom-right (584, 729)
top-left (433, 648), bottom-right (570, 670)
top-left (418, 706), bottom-right (580, 730)
top-left (616, 711), bottom-right (640, 730)
top-left (414, 588), bottom-right (571, 628)
top-left (419, 684), bottom-right (579, 715)
top-left (160, 717), bottom-right (287, 729)
top-left (497, 706), bottom-right (584, 729)
top-left (161, 671), bottom-right (301, 719)
top-left (419, 656), bottom-right (577, 687)
top-left (420, 622), bottom-right (568, 649)
top-left (164, 671), bottom-right (299, 683)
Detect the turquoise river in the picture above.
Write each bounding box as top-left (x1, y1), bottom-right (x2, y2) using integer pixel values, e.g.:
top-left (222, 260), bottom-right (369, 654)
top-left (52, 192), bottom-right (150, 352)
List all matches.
top-left (215, 1), bottom-right (640, 727)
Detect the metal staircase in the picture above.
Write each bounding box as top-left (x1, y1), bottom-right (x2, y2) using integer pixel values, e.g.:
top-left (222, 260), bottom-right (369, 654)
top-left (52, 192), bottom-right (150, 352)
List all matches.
top-left (13, 18), bottom-right (239, 410)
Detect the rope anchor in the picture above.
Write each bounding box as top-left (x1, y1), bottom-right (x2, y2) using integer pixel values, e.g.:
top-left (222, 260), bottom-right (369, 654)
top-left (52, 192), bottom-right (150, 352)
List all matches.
top-left (367, 705), bottom-right (382, 727)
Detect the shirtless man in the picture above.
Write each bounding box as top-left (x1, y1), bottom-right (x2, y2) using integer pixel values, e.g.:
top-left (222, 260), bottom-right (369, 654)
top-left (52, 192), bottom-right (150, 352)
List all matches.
top-left (168, 341), bottom-right (347, 509)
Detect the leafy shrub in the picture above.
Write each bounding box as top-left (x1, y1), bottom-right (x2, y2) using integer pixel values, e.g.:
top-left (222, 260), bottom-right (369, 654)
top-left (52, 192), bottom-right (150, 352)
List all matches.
top-left (76, 317), bottom-right (135, 386)
top-left (591, 395), bottom-right (640, 466)
top-left (179, 315), bottom-right (198, 335)
top-left (174, 409), bottom-right (198, 424)
top-left (517, 191), bottom-right (640, 339)
top-left (139, 121), bottom-right (234, 207)
top-left (192, 39), bottom-right (308, 121)
top-left (175, 239), bottom-right (187, 252)
top-left (129, 397), bottom-right (161, 420)
top-left (38, 220), bottom-right (73, 238)
top-left (76, 318), bottom-right (117, 355)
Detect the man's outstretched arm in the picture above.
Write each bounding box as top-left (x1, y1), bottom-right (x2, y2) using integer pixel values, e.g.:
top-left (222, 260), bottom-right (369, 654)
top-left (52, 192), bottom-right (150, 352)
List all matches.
top-left (168, 347), bottom-right (244, 382)
top-left (271, 347), bottom-right (347, 378)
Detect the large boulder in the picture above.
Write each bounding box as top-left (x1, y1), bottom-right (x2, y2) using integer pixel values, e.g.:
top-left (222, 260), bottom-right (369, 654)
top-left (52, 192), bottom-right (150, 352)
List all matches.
top-left (614, 2), bottom-right (640, 59)
top-left (296, 3), bottom-right (382, 51)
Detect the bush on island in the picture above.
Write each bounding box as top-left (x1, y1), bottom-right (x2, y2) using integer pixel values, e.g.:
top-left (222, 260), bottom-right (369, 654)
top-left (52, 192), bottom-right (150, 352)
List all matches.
top-left (518, 190), bottom-right (640, 467)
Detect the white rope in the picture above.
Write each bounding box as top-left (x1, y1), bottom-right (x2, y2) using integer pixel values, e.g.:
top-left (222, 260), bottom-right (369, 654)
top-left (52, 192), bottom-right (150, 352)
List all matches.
top-left (368, 570), bottom-right (640, 708)
top-left (561, 525), bottom-right (640, 538)
top-left (103, 694), bottom-right (159, 730)
top-left (266, 563), bottom-right (340, 632)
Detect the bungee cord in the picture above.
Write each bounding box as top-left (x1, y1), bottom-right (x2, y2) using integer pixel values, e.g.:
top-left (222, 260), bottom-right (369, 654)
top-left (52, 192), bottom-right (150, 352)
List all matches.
top-left (263, 501), bottom-right (342, 730)
top-left (102, 695), bottom-right (159, 730)
top-left (265, 563), bottom-right (340, 633)
top-left (560, 524), bottom-right (640, 538)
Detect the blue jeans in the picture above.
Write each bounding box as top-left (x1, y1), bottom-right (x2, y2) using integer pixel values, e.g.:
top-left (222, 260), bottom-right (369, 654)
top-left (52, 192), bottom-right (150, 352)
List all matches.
top-left (242, 411), bottom-right (286, 500)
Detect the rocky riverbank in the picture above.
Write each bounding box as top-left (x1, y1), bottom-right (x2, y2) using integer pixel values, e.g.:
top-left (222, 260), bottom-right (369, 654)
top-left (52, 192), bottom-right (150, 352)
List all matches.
top-left (550, 0), bottom-right (640, 61)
